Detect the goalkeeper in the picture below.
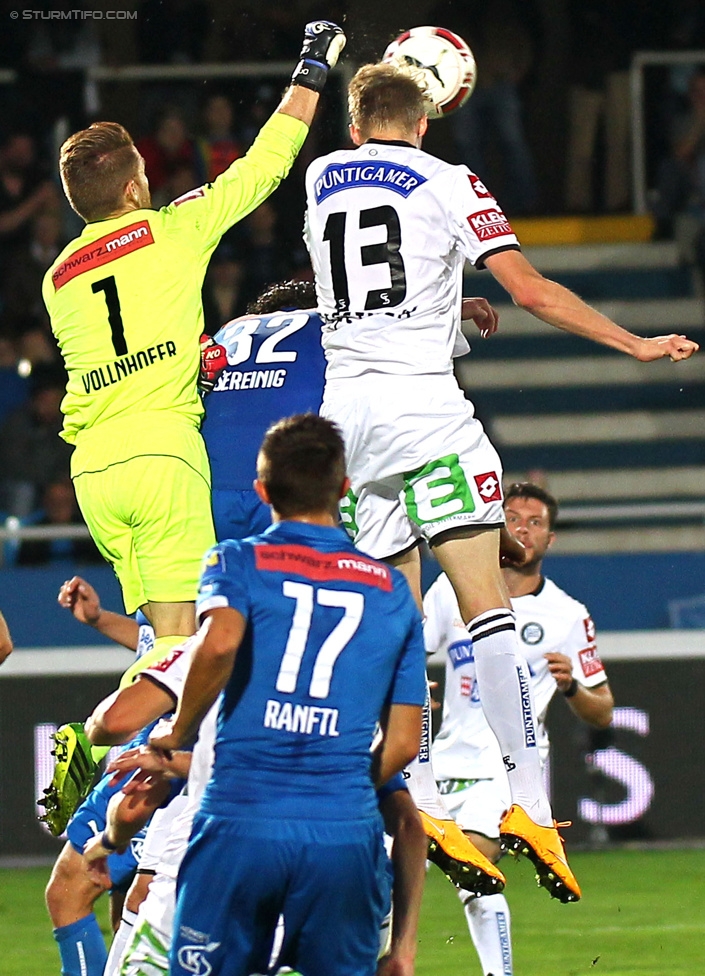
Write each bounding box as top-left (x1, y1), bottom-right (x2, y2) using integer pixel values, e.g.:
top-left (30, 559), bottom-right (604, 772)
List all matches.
top-left (43, 20), bottom-right (346, 673)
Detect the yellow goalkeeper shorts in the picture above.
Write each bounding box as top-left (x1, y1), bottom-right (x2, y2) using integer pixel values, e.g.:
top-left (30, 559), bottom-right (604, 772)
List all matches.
top-left (73, 428), bottom-right (214, 614)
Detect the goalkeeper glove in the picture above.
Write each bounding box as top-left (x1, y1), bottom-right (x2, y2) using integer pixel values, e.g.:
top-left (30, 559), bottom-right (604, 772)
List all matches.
top-left (198, 333), bottom-right (228, 395)
top-left (291, 21), bottom-right (346, 93)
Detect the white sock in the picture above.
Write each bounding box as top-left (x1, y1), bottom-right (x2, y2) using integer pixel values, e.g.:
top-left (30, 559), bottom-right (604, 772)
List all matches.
top-left (104, 909), bottom-right (138, 976)
top-left (403, 682), bottom-right (451, 819)
top-left (459, 891), bottom-right (513, 976)
top-left (468, 609), bottom-right (552, 826)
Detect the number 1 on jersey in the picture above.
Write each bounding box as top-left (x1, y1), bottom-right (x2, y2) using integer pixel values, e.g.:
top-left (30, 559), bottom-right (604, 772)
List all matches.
top-left (92, 275), bottom-right (127, 356)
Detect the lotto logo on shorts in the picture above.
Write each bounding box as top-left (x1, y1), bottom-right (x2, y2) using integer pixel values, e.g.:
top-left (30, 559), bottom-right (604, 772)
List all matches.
top-left (584, 616), bottom-right (596, 642)
top-left (467, 208), bottom-right (513, 241)
top-left (579, 646), bottom-right (605, 678)
top-left (474, 472), bottom-right (502, 503)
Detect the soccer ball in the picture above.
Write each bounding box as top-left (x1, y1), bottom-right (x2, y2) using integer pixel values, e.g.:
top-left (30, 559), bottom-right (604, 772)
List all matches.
top-left (382, 25), bottom-right (477, 119)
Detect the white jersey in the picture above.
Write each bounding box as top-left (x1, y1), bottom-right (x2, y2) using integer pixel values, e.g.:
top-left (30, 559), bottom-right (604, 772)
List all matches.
top-left (426, 573), bottom-right (607, 779)
top-left (304, 142), bottom-right (519, 379)
top-left (140, 636), bottom-right (217, 880)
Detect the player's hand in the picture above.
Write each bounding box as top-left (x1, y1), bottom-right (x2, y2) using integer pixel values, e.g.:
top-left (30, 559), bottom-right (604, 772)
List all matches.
top-left (148, 716), bottom-right (184, 758)
top-left (198, 333), bottom-right (228, 395)
top-left (462, 297), bottom-right (499, 338)
top-left (82, 836), bottom-right (114, 889)
top-left (499, 527), bottom-right (528, 567)
top-left (57, 576), bottom-right (101, 626)
top-left (428, 679), bottom-right (441, 711)
top-left (544, 652), bottom-right (574, 693)
top-left (292, 21), bottom-right (346, 92)
top-left (633, 334), bottom-right (699, 362)
top-left (377, 953), bottom-right (415, 976)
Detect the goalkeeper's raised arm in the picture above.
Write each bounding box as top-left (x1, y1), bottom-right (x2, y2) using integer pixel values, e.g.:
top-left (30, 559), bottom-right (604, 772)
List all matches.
top-left (165, 20), bottom-right (347, 252)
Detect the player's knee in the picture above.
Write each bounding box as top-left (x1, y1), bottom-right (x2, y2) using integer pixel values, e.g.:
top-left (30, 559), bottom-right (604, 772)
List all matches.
top-left (46, 843), bottom-right (102, 922)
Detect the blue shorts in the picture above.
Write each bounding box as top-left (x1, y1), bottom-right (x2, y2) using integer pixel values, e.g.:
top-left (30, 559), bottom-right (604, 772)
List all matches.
top-left (211, 488), bottom-right (271, 543)
top-left (171, 813), bottom-right (392, 976)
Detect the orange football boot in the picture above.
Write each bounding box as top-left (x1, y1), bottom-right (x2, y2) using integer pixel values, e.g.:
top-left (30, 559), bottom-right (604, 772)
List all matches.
top-left (420, 810), bottom-right (506, 895)
top-left (500, 803), bottom-right (581, 903)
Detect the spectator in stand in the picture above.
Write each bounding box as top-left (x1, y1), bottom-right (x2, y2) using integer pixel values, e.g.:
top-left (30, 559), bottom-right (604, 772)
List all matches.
top-left (0, 336), bottom-right (28, 428)
top-left (237, 200), bottom-right (287, 312)
top-left (135, 109), bottom-right (196, 208)
top-left (0, 132), bottom-right (58, 283)
top-left (201, 241), bottom-right (244, 334)
top-left (16, 477), bottom-right (103, 566)
top-left (195, 94), bottom-right (243, 184)
top-left (2, 211), bottom-right (65, 338)
top-left (0, 363), bottom-right (72, 517)
top-left (442, 0), bottom-right (539, 215)
top-left (650, 67), bottom-right (705, 239)
top-left (564, 0), bottom-right (635, 213)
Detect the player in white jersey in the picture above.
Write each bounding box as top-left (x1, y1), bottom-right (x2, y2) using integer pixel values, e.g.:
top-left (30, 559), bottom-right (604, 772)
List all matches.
top-left (303, 60), bottom-right (694, 901)
top-left (427, 483), bottom-right (613, 975)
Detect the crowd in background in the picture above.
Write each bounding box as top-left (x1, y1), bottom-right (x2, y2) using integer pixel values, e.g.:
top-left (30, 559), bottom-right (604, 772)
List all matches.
top-left (0, 0), bottom-right (704, 561)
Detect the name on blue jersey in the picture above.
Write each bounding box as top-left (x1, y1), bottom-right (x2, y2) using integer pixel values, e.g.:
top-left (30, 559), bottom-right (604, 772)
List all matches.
top-left (314, 161), bottom-right (427, 203)
top-left (448, 638), bottom-right (474, 669)
top-left (213, 368), bottom-right (287, 392)
top-left (264, 699), bottom-right (340, 737)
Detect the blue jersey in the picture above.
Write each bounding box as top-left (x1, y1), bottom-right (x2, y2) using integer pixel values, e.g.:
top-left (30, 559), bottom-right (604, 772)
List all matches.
top-left (196, 520), bottom-right (426, 823)
top-left (201, 308), bottom-right (326, 491)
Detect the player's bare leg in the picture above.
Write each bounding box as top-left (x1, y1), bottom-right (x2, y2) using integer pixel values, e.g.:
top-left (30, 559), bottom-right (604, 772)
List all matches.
top-left (46, 842), bottom-right (109, 974)
top-left (387, 546), bottom-right (505, 895)
top-left (432, 527), bottom-right (580, 901)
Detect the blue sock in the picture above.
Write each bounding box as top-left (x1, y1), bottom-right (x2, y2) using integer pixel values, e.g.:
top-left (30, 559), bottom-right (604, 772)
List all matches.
top-left (53, 913), bottom-right (107, 976)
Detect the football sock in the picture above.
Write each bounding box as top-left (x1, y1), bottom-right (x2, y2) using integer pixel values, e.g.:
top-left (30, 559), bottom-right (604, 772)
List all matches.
top-left (403, 682), bottom-right (452, 820)
top-left (53, 913), bottom-right (107, 976)
top-left (467, 610), bottom-right (552, 826)
top-left (459, 891), bottom-right (513, 976)
top-left (103, 908), bottom-right (138, 976)
top-left (89, 636), bottom-right (188, 763)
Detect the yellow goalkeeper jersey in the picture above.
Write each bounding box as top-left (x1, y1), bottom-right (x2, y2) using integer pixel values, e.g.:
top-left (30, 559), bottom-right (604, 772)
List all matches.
top-left (44, 112), bottom-right (307, 474)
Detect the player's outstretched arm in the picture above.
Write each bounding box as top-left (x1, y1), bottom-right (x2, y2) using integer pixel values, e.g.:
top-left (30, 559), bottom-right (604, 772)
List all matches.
top-left (58, 576), bottom-right (140, 651)
top-left (545, 652), bottom-right (614, 728)
top-left (377, 789), bottom-right (426, 976)
top-left (149, 606), bottom-right (246, 754)
top-left (85, 676), bottom-right (175, 746)
top-left (0, 610), bottom-right (12, 665)
top-left (485, 249), bottom-right (699, 362)
top-left (165, 22), bottom-right (345, 253)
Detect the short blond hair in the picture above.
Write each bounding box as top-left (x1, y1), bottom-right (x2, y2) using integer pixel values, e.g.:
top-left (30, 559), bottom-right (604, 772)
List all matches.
top-left (60, 121), bottom-right (139, 222)
top-left (348, 63), bottom-right (427, 138)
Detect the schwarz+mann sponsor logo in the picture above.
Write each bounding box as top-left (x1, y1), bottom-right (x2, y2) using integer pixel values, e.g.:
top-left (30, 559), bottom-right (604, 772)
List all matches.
top-left (52, 220), bottom-right (154, 290)
top-left (516, 666), bottom-right (537, 747)
top-left (81, 341), bottom-right (177, 393)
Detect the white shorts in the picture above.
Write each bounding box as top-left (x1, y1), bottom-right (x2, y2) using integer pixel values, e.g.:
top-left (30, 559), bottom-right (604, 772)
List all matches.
top-left (437, 777), bottom-right (511, 841)
top-left (119, 913), bottom-right (170, 976)
top-left (137, 794), bottom-right (189, 873)
top-left (322, 374), bottom-right (505, 558)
